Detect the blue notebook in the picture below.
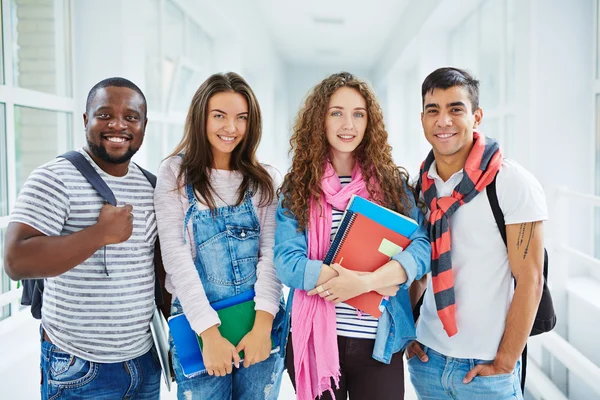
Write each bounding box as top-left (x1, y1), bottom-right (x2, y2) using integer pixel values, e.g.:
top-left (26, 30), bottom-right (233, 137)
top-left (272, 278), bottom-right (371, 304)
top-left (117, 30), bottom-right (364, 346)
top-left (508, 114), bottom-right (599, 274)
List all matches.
top-left (168, 290), bottom-right (279, 377)
top-left (347, 195), bottom-right (418, 236)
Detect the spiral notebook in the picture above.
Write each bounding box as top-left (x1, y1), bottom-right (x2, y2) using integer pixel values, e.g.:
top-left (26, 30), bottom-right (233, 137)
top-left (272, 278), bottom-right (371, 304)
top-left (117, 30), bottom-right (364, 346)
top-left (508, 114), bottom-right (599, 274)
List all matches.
top-left (324, 195), bottom-right (419, 318)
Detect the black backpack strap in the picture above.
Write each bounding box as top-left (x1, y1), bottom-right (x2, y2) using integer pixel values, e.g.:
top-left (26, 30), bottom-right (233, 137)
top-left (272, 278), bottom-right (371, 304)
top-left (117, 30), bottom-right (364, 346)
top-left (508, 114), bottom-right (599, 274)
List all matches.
top-left (131, 163), bottom-right (164, 307)
top-left (486, 172), bottom-right (527, 394)
top-left (134, 163), bottom-right (157, 188)
top-left (486, 174), bottom-right (506, 246)
top-left (59, 151), bottom-right (117, 206)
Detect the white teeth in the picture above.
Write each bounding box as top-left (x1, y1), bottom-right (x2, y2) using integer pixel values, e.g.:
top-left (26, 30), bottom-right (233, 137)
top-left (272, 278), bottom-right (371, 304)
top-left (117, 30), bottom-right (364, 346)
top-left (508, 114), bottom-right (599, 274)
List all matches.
top-left (437, 133), bottom-right (455, 139)
top-left (106, 137), bottom-right (126, 143)
top-left (338, 135), bottom-right (354, 140)
top-left (218, 135), bottom-right (235, 142)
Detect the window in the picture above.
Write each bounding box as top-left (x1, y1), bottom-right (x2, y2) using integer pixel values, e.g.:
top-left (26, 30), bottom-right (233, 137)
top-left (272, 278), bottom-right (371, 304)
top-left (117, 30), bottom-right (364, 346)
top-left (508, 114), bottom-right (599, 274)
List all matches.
top-left (450, 0), bottom-right (516, 157)
top-left (10, 0), bottom-right (72, 96)
top-left (595, 94), bottom-right (600, 258)
top-left (0, 103), bottom-right (7, 216)
top-left (0, 1), bottom-right (4, 85)
top-left (14, 107), bottom-right (72, 190)
top-left (144, 0), bottom-right (161, 110)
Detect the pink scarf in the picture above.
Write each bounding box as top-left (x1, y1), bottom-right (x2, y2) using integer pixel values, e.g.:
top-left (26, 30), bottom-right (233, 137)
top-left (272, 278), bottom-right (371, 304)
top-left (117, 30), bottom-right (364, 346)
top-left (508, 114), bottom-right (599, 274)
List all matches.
top-left (291, 161), bottom-right (371, 400)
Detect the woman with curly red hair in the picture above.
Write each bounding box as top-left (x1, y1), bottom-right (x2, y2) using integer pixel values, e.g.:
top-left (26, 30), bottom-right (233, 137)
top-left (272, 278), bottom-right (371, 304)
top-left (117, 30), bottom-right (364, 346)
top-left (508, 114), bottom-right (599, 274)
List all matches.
top-left (274, 72), bottom-right (431, 400)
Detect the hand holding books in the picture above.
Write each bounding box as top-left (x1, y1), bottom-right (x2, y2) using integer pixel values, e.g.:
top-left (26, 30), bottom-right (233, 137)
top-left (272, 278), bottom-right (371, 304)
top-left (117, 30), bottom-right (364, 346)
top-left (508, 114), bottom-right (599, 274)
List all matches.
top-left (314, 195), bottom-right (419, 318)
top-left (235, 311), bottom-right (275, 368)
top-left (308, 261), bottom-right (370, 303)
top-left (199, 326), bottom-right (241, 376)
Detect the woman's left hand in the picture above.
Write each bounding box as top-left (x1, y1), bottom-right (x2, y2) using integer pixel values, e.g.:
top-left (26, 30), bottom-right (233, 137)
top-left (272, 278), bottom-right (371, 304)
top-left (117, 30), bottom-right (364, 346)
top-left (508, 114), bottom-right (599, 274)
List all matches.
top-left (236, 328), bottom-right (272, 368)
top-left (307, 263), bottom-right (369, 303)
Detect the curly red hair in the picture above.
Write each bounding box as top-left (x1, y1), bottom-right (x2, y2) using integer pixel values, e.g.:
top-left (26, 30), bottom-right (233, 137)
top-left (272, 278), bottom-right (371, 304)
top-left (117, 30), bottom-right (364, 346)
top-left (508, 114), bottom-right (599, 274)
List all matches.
top-left (280, 72), bottom-right (413, 230)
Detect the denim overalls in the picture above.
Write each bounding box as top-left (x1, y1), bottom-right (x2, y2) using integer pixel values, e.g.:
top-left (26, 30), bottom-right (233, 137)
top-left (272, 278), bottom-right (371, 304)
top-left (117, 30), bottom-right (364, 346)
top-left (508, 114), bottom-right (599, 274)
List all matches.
top-left (170, 183), bottom-right (286, 400)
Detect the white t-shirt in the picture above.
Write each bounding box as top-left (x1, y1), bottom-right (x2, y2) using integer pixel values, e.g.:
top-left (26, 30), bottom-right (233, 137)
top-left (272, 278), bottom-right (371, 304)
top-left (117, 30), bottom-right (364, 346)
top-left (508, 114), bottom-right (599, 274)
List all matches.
top-left (416, 159), bottom-right (548, 360)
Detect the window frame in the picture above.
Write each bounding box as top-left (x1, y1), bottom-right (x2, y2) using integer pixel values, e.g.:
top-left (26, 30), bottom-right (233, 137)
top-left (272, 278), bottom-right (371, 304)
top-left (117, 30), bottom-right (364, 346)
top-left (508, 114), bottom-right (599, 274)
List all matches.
top-left (0, 0), bottom-right (76, 321)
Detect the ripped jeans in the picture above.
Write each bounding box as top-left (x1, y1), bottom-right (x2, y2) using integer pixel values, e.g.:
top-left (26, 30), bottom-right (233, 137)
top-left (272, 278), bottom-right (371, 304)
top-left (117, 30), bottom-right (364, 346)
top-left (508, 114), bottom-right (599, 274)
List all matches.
top-left (171, 343), bottom-right (284, 400)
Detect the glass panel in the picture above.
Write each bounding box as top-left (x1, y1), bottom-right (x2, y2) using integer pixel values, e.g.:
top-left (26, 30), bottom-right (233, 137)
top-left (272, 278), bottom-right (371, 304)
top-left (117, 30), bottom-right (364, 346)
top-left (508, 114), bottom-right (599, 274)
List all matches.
top-left (10, 0), bottom-right (71, 96)
top-left (597, 0), bottom-right (600, 80)
top-left (144, 0), bottom-right (161, 110)
top-left (595, 94), bottom-right (600, 257)
top-left (14, 106), bottom-right (71, 190)
top-left (505, 0), bottom-right (516, 104)
top-left (0, 103), bottom-right (7, 216)
top-left (504, 114), bottom-right (515, 158)
top-left (479, 0), bottom-right (503, 109)
top-left (188, 21), bottom-right (212, 76)
top-left (164, 1), bottom-right (184, 62)
top-left (144, 122), bottom-right (163, 174)
top-left (450, 11), bottom-right (479, 73)
top-left (170, 63), bottom-right (196, 112)
top-left (0, 1), bottom-right (4, 84)
top-left (481, 117), bottom-right (500, 143)
top-left (166, 124), bottom-right (184, 156)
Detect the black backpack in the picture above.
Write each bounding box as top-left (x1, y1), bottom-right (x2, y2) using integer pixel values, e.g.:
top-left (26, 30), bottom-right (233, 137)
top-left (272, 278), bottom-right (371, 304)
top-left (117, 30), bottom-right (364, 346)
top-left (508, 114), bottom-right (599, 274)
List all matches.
top-left (20, 151), bottom-right (166, 319)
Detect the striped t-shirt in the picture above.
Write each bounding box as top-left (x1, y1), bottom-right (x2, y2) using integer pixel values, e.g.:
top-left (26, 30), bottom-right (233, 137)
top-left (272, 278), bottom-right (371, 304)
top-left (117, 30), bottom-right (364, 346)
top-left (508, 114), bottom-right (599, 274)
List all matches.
top-left (10, 149), bottom-right (157, 363)
top-left (332, 176), bottom-right (378, 339)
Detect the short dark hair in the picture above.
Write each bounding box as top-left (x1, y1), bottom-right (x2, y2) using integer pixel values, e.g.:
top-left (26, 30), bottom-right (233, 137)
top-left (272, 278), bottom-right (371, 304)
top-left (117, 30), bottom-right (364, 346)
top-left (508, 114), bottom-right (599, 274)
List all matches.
top-left (421, 67), bottom-right (480, 112)
top-left (85, 77), bottom-right (147, 117)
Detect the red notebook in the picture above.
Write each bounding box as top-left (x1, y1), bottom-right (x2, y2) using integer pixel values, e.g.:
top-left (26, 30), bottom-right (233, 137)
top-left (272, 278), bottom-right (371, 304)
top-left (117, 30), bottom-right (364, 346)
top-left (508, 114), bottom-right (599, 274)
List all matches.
top-left (324, 205), bottom-right (416, 318)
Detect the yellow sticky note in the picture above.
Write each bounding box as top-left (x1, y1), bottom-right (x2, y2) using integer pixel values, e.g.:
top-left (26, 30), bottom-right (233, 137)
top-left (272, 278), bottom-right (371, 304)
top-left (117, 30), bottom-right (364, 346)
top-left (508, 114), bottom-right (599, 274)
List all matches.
top-left (378, 238), bottom-right (403, 257)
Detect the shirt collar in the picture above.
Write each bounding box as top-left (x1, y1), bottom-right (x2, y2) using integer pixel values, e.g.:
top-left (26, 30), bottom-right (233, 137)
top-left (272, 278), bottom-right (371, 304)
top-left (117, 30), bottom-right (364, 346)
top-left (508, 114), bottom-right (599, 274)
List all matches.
top-left (427, 160), bottom-right (464, 185)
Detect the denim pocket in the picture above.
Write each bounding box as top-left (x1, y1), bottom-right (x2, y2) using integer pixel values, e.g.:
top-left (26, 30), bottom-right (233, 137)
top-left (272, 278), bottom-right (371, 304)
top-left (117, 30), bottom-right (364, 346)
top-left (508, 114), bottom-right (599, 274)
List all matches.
top-left (197, 226), bottom-right (259, 286)
top-left (473, 359), bottom-right (514, 380)
top-left (48, 348), bottom-right (98, 387)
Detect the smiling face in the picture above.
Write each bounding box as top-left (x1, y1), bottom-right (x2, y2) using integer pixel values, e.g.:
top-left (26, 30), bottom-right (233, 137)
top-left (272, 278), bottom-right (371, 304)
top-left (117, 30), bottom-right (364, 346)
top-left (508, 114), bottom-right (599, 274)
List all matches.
top-left (421, 85), bottom-right (482, 161)
top-left (325, 86), bottom-right (368, 160)
top-left (205, 91), bottom-right (248, 169)
top-left (84, 86), bottom-right (147, 171)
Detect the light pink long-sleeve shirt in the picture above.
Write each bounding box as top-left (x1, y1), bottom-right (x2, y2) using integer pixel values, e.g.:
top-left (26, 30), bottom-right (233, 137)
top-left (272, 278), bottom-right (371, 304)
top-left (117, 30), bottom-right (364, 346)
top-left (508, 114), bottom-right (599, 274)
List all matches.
top-left (154, 156), bottom-right (283, 335)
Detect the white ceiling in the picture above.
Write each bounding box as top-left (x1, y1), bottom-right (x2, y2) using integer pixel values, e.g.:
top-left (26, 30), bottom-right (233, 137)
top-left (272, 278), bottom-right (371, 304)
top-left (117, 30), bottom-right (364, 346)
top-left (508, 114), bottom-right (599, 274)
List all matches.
top-left (254, 0), bottom-right (411, 69)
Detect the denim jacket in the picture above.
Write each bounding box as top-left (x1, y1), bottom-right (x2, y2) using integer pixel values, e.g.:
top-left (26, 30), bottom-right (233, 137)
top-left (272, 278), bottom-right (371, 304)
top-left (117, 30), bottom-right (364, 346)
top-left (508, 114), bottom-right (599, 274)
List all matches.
top-left (274, 188), bottom-right (431, 364)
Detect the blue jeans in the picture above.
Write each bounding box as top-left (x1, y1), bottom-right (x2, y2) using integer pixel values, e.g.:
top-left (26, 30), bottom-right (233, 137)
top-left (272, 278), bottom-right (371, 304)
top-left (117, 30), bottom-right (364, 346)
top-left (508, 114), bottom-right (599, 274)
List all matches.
top-left (171, 339), bottom-right (285, 400)
top-left (40, 338), bottom-right (161, 399)
top-left (408, 344), bottom-right (523, 400)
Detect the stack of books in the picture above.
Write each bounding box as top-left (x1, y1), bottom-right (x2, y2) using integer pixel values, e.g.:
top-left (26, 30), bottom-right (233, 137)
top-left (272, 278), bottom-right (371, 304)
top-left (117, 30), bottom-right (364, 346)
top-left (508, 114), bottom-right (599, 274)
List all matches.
top-left (324, 195), bottom-right (419, 318)
top-left (168, 290), bottom-right (279, 377)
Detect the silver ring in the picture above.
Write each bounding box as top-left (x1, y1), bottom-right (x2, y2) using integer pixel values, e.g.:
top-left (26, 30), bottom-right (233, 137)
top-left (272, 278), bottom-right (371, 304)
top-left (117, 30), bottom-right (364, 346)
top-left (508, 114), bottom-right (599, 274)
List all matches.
top-left (326, 290), bottom-right (331, 296)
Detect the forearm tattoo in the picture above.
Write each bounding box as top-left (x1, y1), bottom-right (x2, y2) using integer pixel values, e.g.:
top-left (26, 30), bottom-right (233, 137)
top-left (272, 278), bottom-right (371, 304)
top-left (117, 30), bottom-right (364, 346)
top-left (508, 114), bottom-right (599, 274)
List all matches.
top-left (517, 224), bottom-right (526, 249)
top-left (522, 222), bottom-right (537, 260)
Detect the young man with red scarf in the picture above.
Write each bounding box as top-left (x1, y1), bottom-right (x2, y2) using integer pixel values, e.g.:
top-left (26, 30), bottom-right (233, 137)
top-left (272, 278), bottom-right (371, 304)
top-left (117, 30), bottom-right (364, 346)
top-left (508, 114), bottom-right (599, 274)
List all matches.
top-left (406, 67), bottom-right (547, 399)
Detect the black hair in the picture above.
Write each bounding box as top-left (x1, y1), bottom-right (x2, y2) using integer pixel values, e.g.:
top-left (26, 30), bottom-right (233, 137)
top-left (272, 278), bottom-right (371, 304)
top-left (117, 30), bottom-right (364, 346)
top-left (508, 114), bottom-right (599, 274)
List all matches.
top-left (86, 77), bottom-right (147, 117)
top-left (421, 67), bottom-right (480, 112)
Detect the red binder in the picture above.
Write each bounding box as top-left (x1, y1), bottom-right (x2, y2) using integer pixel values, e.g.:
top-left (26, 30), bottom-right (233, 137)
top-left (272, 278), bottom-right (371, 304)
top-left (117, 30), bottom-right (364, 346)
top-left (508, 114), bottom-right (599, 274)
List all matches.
top-left (325, 210), bottom-right (413, 318)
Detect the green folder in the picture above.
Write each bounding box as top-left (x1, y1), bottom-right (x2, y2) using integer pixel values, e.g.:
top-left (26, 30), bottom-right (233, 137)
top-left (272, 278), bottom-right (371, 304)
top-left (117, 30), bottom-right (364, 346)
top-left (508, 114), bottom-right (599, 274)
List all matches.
top-left (195, 291), bottom-right (276, 359)
top-left (197, 298), bottom-right (258, 358)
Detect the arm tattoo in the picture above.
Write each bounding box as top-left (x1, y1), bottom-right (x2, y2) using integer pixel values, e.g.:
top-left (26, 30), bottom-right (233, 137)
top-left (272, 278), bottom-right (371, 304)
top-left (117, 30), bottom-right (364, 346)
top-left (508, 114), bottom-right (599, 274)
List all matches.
top-left (522, 222), bottom-right (537, 260)
top-left (517, 223), bottom-right (526, 249)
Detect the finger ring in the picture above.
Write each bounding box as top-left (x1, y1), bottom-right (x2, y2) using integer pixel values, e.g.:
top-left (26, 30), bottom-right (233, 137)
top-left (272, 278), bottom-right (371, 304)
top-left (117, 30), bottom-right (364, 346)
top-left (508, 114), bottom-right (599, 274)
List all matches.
top-left (326, 290), bottom-right (331, 296)
top-left (316, 285), bottom-right (324, 294)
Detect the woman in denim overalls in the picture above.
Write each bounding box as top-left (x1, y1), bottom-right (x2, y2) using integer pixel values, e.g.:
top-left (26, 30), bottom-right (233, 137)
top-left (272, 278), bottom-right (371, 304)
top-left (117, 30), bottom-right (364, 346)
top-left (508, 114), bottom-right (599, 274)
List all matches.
top-left (155, 72), bottom-right (287, 399)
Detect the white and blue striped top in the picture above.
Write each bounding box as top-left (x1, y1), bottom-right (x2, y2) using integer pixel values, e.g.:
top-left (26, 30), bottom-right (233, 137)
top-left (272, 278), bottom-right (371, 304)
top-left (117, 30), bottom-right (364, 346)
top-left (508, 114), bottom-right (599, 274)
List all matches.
top-left (331, 176), bottom-right (378, 339)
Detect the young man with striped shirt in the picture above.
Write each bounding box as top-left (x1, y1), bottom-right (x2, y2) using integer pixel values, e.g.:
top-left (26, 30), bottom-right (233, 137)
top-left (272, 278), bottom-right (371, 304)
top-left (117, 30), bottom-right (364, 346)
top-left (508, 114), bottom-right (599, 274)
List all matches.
top-left (4, 78), bottom-right (161, 399)
top-left (406, 67), bottom-right (547, 400)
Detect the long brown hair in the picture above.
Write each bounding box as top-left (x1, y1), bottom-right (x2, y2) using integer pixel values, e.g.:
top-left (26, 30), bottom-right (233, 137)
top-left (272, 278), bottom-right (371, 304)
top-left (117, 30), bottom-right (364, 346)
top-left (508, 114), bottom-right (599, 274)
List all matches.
top-left (170, 72), bottom-right (274, 209)
top-left (280, 72), bottom-right (412, 230)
